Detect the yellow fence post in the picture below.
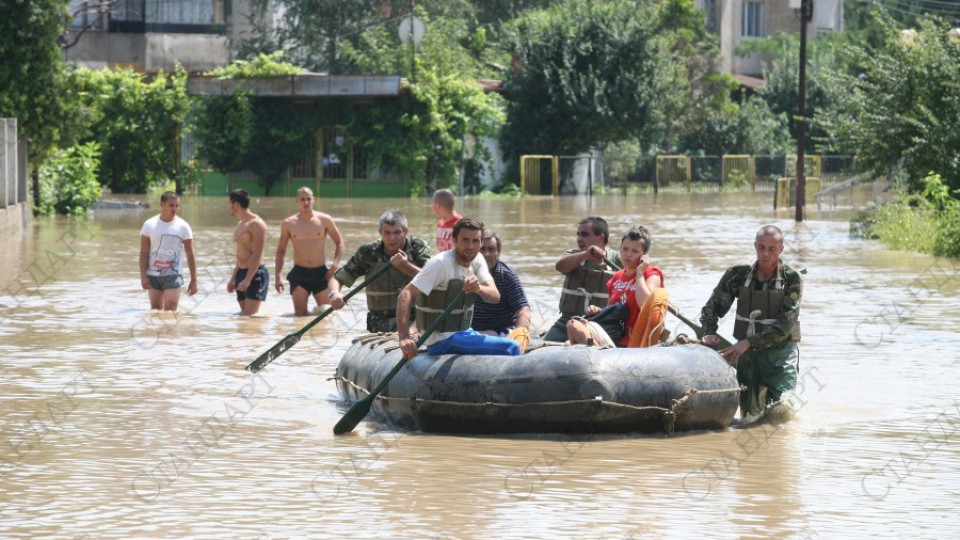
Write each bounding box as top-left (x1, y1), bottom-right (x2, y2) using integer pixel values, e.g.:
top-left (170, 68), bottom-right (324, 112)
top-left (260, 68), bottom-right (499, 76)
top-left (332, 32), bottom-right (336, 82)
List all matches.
top-left (520, 155), bottom-right (559, 196)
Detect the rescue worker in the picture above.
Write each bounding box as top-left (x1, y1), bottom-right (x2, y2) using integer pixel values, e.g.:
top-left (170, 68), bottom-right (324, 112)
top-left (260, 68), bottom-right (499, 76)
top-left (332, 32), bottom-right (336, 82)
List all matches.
top-left (699, 224), bottom-right (803, 421)
top-left (330, 209), bottom-right (432, 332)
top-left (542, 216), bottom-right (622, 342)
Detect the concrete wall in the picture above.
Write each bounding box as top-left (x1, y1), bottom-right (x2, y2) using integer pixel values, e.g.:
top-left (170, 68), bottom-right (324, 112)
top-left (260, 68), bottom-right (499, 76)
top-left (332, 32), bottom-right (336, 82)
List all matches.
top-left (0, 118), bottom-right (29, 235)
top-left (66, 30), bottom-right (229, 72)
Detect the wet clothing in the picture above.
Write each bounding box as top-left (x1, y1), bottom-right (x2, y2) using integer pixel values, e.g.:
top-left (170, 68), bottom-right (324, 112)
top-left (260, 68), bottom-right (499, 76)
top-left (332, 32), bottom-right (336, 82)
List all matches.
top-left (472, 261), bottom-right (529, 335)
top-left (436, 215), bottom-right (462, 252)
top-left (737, 342), bottom-right (800, 418)
top-left (287, 265), bottom-right (329, 296)
top-left (700, 259), bottom-right (803, 417)
top-left (147, 274), bottom-right (183, 291)
top-left (140, 215), bottom-right (193, 277)
top-left (235, 265), bottom-right (269, 302)
top-left (335, 237), bottom-right (431, 332)
top-left (543, 248), bottom-right (622, 342)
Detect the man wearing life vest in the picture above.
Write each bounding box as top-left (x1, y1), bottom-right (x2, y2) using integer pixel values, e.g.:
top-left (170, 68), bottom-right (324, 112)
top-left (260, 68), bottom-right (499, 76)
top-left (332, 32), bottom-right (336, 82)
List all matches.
top-left (699, 225), bottom-right (803, 422)
top-left (330, 210), bottom-right (432, 332)
top-left (396, 218), bottom-right (520, 359)
top-left (542, 216), bottom-right (622, 342)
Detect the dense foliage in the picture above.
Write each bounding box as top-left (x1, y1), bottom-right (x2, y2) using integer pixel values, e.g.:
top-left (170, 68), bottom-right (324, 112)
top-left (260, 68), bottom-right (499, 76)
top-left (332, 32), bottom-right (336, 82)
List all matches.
top-left (852, 173), bottom-right (960, 257)
top-left (816, 16), bottom-right (960, 195)
top-left (0, 0), bottom-right (72, 162)
top-left (36, 142), bottom-right (102, 215)
top-left (501, 0), bottom-right (663, 157)
top-left (64, 67), bottom-right (190, 193)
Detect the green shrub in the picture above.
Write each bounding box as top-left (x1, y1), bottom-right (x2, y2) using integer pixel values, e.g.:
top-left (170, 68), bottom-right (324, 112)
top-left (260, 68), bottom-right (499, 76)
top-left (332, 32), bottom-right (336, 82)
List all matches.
top-left (37, 142), bottom-right (102, 215)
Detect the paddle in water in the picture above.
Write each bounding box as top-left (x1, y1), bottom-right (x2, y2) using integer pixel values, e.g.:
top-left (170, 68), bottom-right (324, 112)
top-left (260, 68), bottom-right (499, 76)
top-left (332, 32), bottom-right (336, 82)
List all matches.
top-left (333, 290), bottom-right (467, 435)
top-left (245, 263), bottom-right (393, 373)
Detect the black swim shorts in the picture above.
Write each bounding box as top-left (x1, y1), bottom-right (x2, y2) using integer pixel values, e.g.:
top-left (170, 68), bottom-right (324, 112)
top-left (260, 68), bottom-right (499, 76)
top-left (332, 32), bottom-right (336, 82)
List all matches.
top-left (235, 265), bottom-right (269, 302)
top-left (147, 274), bottom-right (184, 291)
top-left (287, 265), bottom-right (329, 295)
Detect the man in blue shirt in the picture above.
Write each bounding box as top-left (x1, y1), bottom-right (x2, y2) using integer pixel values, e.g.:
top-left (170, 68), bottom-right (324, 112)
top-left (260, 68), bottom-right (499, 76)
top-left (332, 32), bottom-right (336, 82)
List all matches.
top-left (472, 231), bottom-right (532, 338)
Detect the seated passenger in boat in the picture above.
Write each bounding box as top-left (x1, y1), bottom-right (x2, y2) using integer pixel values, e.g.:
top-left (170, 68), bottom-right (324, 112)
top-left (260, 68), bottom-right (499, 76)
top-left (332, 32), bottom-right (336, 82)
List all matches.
top-left (395, 218), bottom-right (521, 359)
top-left (566, 226), bottom-right (667, 348)
top-left (472, 231), bottom-right (532, 352)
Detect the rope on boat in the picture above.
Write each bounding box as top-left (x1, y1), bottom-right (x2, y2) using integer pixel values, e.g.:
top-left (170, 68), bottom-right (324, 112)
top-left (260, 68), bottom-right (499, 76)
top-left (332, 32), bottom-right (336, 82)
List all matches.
top-left (332, 376), bottom-right (741, 435)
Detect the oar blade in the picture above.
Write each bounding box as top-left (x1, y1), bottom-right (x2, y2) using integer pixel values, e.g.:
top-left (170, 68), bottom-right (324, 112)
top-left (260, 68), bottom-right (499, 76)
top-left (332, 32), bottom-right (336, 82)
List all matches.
top-left (245, 333), bottom-right (302, 373)
top-left (333, 395), bottom-right (375, 435)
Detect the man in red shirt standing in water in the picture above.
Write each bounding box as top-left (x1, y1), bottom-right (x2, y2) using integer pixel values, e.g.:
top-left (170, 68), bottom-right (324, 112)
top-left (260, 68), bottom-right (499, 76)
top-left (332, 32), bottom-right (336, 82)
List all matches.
top-left (432, 188), bottom-right (462, 252)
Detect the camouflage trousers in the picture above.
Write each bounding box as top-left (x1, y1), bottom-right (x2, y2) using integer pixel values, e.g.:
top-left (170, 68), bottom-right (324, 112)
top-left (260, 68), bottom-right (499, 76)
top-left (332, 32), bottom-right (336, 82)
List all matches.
top-left (366, 312), bottom-right (398, 333)
top-left (737, 341), bottom-right (799, 419)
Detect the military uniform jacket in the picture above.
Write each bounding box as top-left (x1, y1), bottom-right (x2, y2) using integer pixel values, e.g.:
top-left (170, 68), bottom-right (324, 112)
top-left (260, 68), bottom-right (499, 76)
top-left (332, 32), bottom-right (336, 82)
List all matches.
top-left (334, 237), bottom-right (432, 314)
top-left (700, 259), bottom-right (802, 350)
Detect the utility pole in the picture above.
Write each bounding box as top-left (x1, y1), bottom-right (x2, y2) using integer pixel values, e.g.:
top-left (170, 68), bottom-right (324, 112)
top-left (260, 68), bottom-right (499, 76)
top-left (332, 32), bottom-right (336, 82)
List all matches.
top-left (795, 0), bottom-right (813, 222)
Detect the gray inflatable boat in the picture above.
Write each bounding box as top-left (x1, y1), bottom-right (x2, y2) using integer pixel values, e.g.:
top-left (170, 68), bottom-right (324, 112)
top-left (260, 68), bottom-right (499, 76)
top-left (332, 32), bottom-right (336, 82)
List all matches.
top-left (334, 335), bottom-right (741, 434)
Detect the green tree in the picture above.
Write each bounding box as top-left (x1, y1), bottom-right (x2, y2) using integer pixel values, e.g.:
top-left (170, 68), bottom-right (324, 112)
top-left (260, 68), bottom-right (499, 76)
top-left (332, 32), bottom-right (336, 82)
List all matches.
top-left (0, 0), bottom-right (72, 162)
top-left (192, 53), bottom-right (315, 195)
top-left (65, 67), bottom-right (190, 193)
top-left (501, 0), bottom-right (664, 158)
top-left (341, 12), bottom-right (505, 191)
top-left (816, 16), bottom-right (960, 194)
top-left (37, 142), bottom-right (102, 215)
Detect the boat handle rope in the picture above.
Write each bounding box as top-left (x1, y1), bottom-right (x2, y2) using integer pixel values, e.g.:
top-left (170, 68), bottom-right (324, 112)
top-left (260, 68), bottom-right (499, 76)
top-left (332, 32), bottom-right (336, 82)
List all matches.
top-left (332, 376), bottom-right (742, 436)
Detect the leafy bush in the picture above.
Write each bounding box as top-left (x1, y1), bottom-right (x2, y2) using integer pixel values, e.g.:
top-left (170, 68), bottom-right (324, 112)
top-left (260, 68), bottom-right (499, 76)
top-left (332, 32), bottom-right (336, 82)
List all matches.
top-left (851, 173), bottom-right (960, 257)
top-left (37, 142), bottom-right (102, 215)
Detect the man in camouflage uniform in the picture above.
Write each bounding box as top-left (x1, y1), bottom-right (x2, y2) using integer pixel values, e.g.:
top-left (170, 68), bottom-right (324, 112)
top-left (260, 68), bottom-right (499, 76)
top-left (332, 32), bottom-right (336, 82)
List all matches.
top-left (542, 216), bottom-right (622, 342)
top-left (699, 225), bottom-right (802, 421)
top-left (331, 209), bottom-right (432, 332)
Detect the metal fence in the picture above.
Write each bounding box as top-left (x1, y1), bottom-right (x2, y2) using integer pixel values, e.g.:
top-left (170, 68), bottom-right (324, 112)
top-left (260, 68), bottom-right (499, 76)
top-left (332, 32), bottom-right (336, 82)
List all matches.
top-left (597, 153), bottom-right (857, 194)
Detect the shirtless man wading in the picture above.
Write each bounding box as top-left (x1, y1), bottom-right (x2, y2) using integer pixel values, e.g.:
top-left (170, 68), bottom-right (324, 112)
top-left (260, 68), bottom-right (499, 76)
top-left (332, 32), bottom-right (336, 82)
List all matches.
top-left (227, 189), bottom-right (269, 316)
top-left (275, 187), bottom-right (346, 316)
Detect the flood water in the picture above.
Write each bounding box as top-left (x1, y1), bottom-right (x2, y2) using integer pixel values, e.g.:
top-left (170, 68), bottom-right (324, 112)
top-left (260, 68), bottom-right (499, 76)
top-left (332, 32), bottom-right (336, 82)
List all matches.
top-left (1, 190), bottom-right (959, 539)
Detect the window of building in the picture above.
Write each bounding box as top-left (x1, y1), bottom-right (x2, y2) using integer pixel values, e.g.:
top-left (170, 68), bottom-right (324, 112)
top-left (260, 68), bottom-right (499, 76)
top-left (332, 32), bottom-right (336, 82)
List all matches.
top-left (742, 1), bottom-right (765, 38)
top-left (703, 0), bottom-right (719, 34)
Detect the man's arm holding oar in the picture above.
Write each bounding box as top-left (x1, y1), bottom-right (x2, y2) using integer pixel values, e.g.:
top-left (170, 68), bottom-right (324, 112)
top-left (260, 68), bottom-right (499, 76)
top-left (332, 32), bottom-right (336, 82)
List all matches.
top-left (244, 263), bottom-right (393, 373)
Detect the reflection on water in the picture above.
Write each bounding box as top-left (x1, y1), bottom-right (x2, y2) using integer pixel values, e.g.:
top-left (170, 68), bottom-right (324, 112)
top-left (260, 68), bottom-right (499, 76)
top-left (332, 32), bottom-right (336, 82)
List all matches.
top-left (1, 192), bottom-right (959, 539)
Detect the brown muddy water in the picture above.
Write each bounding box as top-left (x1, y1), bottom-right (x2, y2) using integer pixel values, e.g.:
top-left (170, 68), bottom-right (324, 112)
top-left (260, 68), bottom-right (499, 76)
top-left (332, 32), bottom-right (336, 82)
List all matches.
top-left (1, 191), bottom-right (958, 539)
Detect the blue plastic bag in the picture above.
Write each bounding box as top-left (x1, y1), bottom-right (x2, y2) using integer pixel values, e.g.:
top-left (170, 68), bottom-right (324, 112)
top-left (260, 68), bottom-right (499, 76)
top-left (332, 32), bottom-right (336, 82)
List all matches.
top-left (426, 329), bottom-right (521, 356)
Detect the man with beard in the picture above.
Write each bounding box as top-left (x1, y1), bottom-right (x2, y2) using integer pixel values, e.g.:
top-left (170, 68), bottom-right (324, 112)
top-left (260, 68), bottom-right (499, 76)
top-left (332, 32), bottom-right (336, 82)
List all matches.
top-left (396, 218), bottom-right (520, 359)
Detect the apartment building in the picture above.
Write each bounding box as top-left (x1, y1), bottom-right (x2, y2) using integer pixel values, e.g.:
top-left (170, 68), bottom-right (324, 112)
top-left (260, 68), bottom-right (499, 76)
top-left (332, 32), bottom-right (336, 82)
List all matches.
top-left (698, 0), bottom-right (844, 82)
top-left (63, 0), bottom-right (275, 72)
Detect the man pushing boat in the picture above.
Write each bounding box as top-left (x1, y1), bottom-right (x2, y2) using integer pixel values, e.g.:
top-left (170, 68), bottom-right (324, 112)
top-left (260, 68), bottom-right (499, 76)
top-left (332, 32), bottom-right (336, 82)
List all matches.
top-left (699, 224), bottom-right (803, 423)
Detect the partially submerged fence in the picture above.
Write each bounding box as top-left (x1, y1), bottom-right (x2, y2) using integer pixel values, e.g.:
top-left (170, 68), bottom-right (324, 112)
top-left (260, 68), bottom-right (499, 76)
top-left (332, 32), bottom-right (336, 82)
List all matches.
top-left (600, 153), bottom-right (856, 194)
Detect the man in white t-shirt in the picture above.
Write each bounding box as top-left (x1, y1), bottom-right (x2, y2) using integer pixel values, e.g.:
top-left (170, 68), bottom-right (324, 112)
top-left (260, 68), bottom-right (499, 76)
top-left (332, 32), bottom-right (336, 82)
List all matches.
top-left (396, 218), bottom-right (520, 359)
top-left (139, 191), bottom-right (198, 311)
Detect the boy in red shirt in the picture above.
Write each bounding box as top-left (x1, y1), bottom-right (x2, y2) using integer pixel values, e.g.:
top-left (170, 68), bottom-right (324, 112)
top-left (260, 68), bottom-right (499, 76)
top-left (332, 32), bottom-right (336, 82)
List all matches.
top-left (432, 188), bottom-right (462, 252)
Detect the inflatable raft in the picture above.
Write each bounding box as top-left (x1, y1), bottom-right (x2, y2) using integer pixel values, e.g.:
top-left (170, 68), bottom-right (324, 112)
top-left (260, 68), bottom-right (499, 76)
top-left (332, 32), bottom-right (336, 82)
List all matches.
top-left (335, 334), bottom-right (741, 434)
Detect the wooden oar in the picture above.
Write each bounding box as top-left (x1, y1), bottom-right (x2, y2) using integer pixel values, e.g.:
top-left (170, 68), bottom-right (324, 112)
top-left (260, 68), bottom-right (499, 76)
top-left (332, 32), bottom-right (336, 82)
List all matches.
top-left (603, 256), bottom-right (734, 348)
top-left (245, 263), bottom-right (393, 373)
top-left (333, 290), bottom-right (467, 435)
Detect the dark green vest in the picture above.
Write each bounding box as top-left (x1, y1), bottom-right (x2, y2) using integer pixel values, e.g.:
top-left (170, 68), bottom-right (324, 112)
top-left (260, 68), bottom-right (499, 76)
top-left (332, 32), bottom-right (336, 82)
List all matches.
top-left (365, 259), bottom-right (413, 314)
top-left (558, 259), bottom-right (616, 317)
top-left (415, 279), bottom-right (476, 333)
top-left (733, 266), bottom-right (802, 343)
